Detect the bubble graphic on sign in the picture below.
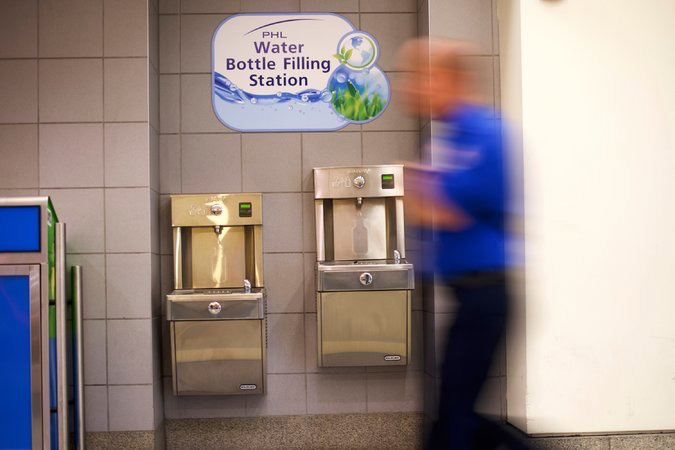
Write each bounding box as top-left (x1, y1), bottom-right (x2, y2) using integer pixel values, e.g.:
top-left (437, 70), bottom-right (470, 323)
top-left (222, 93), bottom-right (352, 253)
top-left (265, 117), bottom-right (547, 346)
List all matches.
top-left (328, 31), bottom-right (387, 124)
top-left (335, 32), bottom-right (378, 70)
top-left (328, 65), bottom-right (389, 124)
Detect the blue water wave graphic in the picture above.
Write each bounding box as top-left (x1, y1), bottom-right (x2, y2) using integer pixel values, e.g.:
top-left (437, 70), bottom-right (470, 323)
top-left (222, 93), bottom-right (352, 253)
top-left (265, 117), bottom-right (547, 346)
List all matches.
top-left (213, 72), bottom-right (331, 106)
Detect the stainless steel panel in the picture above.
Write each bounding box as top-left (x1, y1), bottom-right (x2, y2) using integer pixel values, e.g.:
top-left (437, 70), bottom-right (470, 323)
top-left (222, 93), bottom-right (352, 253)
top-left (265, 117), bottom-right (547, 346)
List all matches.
top-left (171, 194), bottom-right (262, 227)
top-left (55, 223), bottom-right (68, 450)
top-left (167, 290), bottom-right (265, 321)
top-left (168, 288), bottom-right (264, 301)
top-left (40, 262), bottom-right (49, 449)
top-left (252, 226), bottom-right (264, 287)
top-left (332, 198), bottom-right (387, 261)
top-left (173, 227), bottom-right (182, 290)
top-left (190, 226), bottom-right (246, 289)
top-left (317, 262), bottom-right (414, 291)
top-left (318, 290), bottom-right (410, 367)
top-left (395, 197), bottom-right (406, 258)
top-left (72, 266), bottom-right (85, 450)
top-left (173, 320), bottom-right (265, 395)
top-left (314, 165), bottom-right (404, 199)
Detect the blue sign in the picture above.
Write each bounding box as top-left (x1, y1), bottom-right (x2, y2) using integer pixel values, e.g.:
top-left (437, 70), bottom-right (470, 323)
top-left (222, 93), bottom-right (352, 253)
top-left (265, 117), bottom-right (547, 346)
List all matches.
top-left (0, 206), bottom-right (41, 252)
top-left (212, 14), bottom-right (390, 132)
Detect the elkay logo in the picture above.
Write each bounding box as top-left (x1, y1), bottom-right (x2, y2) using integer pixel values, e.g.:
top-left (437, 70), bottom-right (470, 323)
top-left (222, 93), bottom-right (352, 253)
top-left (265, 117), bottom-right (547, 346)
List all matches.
top-left (212, 14), bottom-right (390, 132)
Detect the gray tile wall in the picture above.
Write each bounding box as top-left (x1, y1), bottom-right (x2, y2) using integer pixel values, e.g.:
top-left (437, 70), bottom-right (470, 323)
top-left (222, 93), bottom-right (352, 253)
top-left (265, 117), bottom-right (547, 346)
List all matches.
top-left (421, 0), bottom-right (506, 423)
top-left (0, 0), bottom-right (162, 433)
top-left (0, 0), bottom-right (501, 430)
top-left (158, 0), bottom-right (424, 418)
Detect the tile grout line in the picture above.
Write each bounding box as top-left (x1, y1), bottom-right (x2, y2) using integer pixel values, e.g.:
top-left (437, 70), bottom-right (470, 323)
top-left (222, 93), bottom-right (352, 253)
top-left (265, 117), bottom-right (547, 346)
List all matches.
top-left (36, 3), bottom-right (40, 192)
top-left (154, 11), bottom-right (422, 17)
top-left (178, 6), bottom-right (183, 195)
top-left (491, 0), bottom-right (497, 110)
top-left (146, 9), bottom-right (153, 195)
top-left (0, 55), bottom-right (149, 61)
top-left (168, 69), bottom-right (417, 76)
top-left (101, 0), bottom-right (110, 433)
top-left (300, 132), bottom-right (309, 414)
top-left (158, 129), bottom-right (420, 135)
top-left (20, 120), bottom-right (150, 125)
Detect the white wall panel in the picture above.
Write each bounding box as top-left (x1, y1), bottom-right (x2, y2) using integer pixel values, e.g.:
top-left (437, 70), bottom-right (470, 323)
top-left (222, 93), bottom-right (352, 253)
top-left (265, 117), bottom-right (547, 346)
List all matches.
top-left (499, 0), bottom-right (675, 435)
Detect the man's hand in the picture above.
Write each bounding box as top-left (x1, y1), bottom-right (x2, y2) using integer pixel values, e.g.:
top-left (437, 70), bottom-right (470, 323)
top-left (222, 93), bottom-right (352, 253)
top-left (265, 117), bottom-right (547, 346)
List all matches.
top-left (403, 163), bottom-right (473, 231)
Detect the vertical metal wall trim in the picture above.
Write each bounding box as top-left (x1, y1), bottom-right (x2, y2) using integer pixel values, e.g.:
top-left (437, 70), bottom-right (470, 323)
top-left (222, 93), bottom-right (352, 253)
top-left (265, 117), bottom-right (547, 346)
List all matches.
top-left (315, 202), bottom-right (325, 261)
top-left (174, 227), bottom-right (183, 289)
top-left (55, 224), bottom-right (68, 450)
top-left (395, 197), bottom-right (406, 258)
top-left (72, 266), bottom-right (85, 449)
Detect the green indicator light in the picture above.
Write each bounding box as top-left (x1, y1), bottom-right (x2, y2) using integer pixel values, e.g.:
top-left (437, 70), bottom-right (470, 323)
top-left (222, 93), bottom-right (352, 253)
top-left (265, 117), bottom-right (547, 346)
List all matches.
top-left (382, 175), bottom-right (393, 180)
top-left (240, 203), bottom-right (251, 209)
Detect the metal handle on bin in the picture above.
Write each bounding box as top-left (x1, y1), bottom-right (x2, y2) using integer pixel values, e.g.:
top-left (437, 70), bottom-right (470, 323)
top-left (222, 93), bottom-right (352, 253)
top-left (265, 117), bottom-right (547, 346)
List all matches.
top-left (55, 223), bottom-right (69, 450)
top-left (393, 249), bottom-right (401, 264)
top-left (73, 265), bottom-right (86, 449)
top-left (244, 279), bottom-right (252, 293)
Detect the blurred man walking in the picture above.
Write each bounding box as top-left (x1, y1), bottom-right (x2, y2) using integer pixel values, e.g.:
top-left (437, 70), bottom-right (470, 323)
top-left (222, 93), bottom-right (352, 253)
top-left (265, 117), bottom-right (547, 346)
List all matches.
top-left (397, 38), bottom-right (528, 450)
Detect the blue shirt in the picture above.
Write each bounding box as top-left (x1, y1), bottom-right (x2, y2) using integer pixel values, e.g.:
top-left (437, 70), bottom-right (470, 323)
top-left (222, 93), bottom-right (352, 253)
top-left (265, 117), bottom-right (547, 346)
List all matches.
top-left (433, 103), bottom-right (510, 279)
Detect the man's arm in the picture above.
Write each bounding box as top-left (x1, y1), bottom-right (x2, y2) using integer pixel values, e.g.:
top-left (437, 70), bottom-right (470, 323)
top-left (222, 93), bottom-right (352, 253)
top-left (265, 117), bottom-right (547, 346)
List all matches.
top-left (404, 164), bottom-right (473, 231)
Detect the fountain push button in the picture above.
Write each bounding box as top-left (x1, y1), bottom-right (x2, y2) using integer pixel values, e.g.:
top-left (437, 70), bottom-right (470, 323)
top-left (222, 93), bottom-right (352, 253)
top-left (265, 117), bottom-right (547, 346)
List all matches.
top-left (208, 302), bottom-right (222, 315)
top-left (359, 272), bottom-right (373, 286)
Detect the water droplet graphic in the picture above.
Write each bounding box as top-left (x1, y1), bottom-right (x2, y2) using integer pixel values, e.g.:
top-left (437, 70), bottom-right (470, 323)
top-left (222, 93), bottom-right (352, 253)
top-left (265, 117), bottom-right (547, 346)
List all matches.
top-left (336, 73), bottom-right (347, 83)
top-left (288, 105), bottom-right (293, 111)
top-left (276, 92), bottom-right (282, 97)
top-left (250, 98), bottom-right (257, 104)
top-left (301, 94), bottom-right (309, 102)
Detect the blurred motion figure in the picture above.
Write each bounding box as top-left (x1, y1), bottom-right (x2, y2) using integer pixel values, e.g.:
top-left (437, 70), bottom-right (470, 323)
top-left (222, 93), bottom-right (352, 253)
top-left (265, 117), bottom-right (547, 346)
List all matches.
top-left (397, 38), bottom-right (527, 450)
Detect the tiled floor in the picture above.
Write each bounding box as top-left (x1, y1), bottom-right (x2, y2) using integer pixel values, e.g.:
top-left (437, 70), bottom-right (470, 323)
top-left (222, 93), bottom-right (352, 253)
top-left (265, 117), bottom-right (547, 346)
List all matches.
top-left (85, 415), bottom-right (675, 450)
top-left (164, 413), bottom-right (424, 449)
top-left (528, 432), bottom-right (675, 450)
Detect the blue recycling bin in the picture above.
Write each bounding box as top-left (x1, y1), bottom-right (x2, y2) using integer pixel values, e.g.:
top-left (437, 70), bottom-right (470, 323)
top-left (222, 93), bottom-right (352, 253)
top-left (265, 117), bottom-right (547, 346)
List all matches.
top-left (0, 198), bottom-right (84, 450)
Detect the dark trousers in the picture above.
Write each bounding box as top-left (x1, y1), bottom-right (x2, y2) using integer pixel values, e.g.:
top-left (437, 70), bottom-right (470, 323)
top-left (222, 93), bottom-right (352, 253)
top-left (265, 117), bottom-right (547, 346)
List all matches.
top-left (428, 272), bottom-right (529, 450)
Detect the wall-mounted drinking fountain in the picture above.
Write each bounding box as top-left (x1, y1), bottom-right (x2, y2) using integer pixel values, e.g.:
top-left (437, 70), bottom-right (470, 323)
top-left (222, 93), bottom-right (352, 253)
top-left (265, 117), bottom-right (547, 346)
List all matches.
top-left (167, 193), bottom-right (266, 395)
top-left (313, 165), bottom-right (414, 367)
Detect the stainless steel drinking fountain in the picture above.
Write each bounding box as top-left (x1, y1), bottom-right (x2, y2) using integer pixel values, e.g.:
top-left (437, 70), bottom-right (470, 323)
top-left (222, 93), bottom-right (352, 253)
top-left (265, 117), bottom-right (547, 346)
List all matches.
top-left (167, 194), bottom-right (266, 395)
top-left (314, 165), bottom-right (414, 367)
